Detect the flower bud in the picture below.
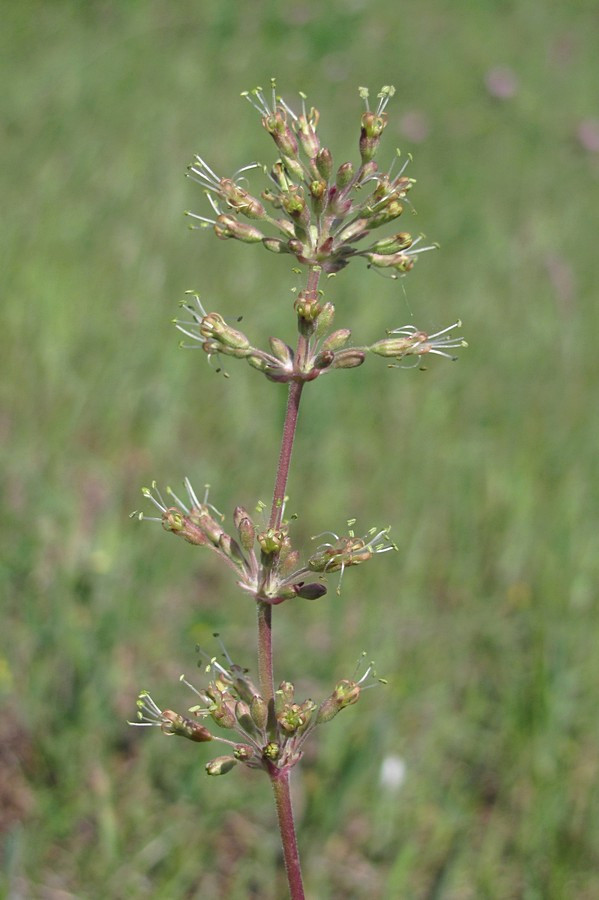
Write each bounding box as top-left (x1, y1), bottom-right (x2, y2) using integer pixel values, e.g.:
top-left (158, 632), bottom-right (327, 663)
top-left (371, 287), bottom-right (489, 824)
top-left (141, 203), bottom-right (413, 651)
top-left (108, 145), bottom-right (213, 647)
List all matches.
top-left (199, 312), bottom-right (251, 351)
top-left (296, 104), bottom-right (321, 158)
top-left (233, 744), bottom-right (255, 762)
top-left (160, 508), bottom-right (210, 546)
top-left (278, 702), bottom-right (309, 734)
top-left (206, 755), bottom-right (237, 776)
top-left (258, 527), bottom-right (287, 556)
top-left (188, 509), bottom-right (226, 546)
top-left (246, 354), bottom-right (271, 372)
top-left (369, 232), bottom-right (413, 254)
top-left (327, 189), bottom-right (353, 219)
top-left (159, 710), bottom-right (214, 742)
top-left (218, 533), bottom-right (246, 567)
top-left (330, 349), bottom-right (366, 369)
top-left (294, 290), bottom-right (322, 323)
top-left (366, 251), bottom-right (414, 272)
top-left (263, 109), bottom-right (299, 158)
top-left (262, 237), bottom-right (290, 254)
top-left (263, 742), bottom-right (280, 761)
top-left (295, 582), bottom-right (327, 600)
top-left (334, 219), bottom-right (369, 247)
top-left (314, 302), bottom-right (335, 338)
top-left (312, 349), bottom-right (334, 370)
top-left (235, 700), bottom-right (259, 736)
top-left (219, 180), bottom-right (267, 219)
top-left (309, 536), bottom-right (373, 573)
top-left (282, 189), bottom-right (308, 222)
top-left (364, 201), bottom-right (404, 230)
top-left (250, 694), bottom-right (269, 730)
top-left (370, 336), bottom-right (417, 358)
top-left (309, 179), bottom-right (327, 201)
top-left (332, 679), bottom-right (361, 707)
top-left (278, 548), bottom-right (301, 578)
top-left (316, 679), bottom-right (361, 724)
top-left (321, 329), bottom-right (351, 352)
top-left (230, 663), bottom-right (260, 705)
top-left (277, 681), bottom-right (295, 706)
top-left (209, 693), bottom-right (237, 729)
top-left (315, 147), bottom-right (333, 180)
top-left (214, 214), bottom-right (264, 242)
top-left (281, 154), bottom-right (304, 180)
top-left (269, 337), bottom-right (294, 367)
top-left (336, 161), bottom-right (354, 187)
top-left (234, 507), bottom-right (256, 551)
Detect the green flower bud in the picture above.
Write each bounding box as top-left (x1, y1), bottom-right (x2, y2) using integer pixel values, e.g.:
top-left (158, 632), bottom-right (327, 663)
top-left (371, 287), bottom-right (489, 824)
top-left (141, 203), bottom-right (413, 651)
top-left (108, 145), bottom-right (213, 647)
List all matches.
top-left (269, 337), bottom-right (294, 367)
top-left (364, 201), bottom-right (404, 229)
top-left (234, 507), bottom-right (256, 552)
top-left (332, 678), bottom-right (361, 708)
top-left (277, 681), bottom-right (295, 706)
top-left (262, 237), bottom-right (290, 254)
top-left (235, 700), bottom-right (259, 736)
top-left (321, 329), bottom-right (351, 352)
top-left (209, 694), bottom-right (237, 729)
top-left (233, 744), bottom-right (255, 762)
top-left (230, 664), bottom-right (260, 705)
top-left (218, 533), bottom-right (246, 567)
top-left (314, 302), bottom-right (335, 338)
top-left (263, 742), bottom-right (280, 761)
top-left (366, 251), bottom-right (414, 272)
top-left (316, 680), bottom-right (360, 724)
top-left (247, 354), bottom-right (271, 372)
top-left (206, 755), bottom-right (237, 776)
top-left (147, 709), bottom-right (213, 742)
top-left (278, 548), bottom-right (301, 578)
top-left (336, 161), bottom-right (354, 187)
top-left (334, 218), bottom-right (369, 247)
top-left (315, 147), bottom-right (333, 180)
top-left (294, 290), bottom-right (322, 323)
top-left (331, 349), bottom-right (365, 369)
top-left (214, 214), bottom-right (265, 242)
top-left (250, 694), bottom-right (269, 730)
top-left (199, 312), bottom-right (250, 351)
top-left (296, 104), bottom-right (320, 158)
top-left (219, 180), bottom-right (267, 219)
top-left (369, 232), bottom-right (413, 254)
top-left (258, 527), bottom-right (287, 556)
top-left (278, 702), bottom-right (308, 734)
top-left (282, 189), bottom-right (307, 222)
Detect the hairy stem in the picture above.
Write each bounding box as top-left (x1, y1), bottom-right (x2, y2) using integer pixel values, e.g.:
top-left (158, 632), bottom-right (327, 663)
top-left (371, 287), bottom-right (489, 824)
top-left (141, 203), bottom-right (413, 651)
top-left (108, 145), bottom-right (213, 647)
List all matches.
top-left (269, 380), bottom-right (305, 530)
top-left (257, 601), bottom-right (274, 704)
top-left (257, 267), bottom-right (322, 898)
top-left (271, 771), bottom-right (306, 900)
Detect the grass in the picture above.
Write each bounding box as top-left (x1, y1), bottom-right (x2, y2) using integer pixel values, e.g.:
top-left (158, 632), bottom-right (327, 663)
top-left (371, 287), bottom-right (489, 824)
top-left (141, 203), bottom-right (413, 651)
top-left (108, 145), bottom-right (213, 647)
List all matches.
top-left (2, 1), bottom-right (599, 897)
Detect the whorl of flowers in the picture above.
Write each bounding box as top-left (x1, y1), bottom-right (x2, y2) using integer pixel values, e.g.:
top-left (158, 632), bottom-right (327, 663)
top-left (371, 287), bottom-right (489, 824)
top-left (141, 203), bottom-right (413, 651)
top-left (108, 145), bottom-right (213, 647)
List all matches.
top-left (130, 641), bottom-right (386, 777)
top-left (186, 81), bottom-right (436, 278)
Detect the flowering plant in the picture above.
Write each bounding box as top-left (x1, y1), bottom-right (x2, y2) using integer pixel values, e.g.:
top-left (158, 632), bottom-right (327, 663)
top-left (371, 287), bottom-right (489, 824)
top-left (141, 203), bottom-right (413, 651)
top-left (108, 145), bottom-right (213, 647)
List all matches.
top-left (130, 81), bottom-right (465, 899)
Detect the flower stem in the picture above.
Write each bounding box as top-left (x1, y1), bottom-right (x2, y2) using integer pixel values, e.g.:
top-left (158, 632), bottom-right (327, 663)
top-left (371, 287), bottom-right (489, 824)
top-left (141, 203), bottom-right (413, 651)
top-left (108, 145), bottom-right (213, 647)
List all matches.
top-left (270, 380), bottom-right (305, 530)
top-left (271, 771), bottom-right (306, 900)
top-left (258, 267), bottom-right (321, 898)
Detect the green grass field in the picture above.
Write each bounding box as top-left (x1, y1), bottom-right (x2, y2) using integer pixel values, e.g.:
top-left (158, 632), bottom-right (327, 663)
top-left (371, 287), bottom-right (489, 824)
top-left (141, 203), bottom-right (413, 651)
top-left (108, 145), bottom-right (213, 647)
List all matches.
top-left (2, 2), bottom-right (599, 897)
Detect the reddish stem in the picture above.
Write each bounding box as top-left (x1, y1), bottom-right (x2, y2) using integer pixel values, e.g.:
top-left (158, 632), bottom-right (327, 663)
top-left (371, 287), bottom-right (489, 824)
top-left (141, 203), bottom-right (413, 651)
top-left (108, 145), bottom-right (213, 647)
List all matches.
top-left (271, 771), bottom-right (306, 900)
top-left (257, 266), bottom-right (321, 898)
top-left (269, 380), bottom-right (304, 530)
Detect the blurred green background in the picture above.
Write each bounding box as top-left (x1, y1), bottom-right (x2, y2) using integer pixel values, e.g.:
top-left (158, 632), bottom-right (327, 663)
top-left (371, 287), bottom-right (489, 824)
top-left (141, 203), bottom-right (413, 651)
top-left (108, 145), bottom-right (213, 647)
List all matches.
top-left (2, 1), bottom-right (598, 897)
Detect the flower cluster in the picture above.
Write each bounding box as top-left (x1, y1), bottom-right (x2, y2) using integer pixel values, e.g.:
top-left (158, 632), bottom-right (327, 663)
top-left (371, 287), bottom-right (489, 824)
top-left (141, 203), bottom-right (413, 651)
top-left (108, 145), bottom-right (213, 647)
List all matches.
top-left (130, 641), bottom-right (385, 777)
top-left (174, 293), bottom-right (466, 382)
top-left (132, 480), bottom-right (396, 604)
top-left (187, 81), bottom-right (435, 277)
